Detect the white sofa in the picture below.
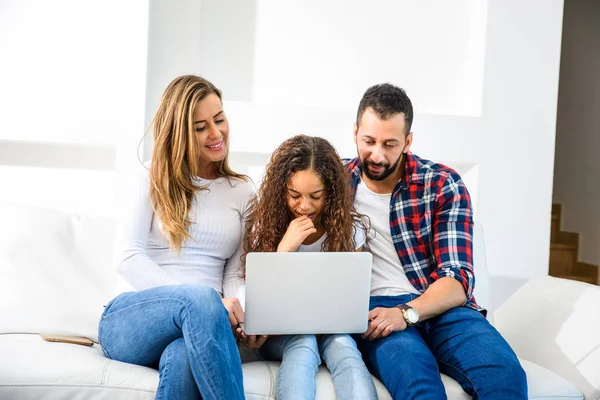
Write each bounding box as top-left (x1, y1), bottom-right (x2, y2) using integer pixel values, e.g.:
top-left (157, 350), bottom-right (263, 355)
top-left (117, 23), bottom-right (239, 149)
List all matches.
top-left (0, 202), bottom-right (598, 399)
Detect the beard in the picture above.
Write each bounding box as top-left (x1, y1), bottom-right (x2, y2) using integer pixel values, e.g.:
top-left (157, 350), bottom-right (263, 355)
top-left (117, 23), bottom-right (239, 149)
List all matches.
top-left (360, 153), bottom-right (403, 181)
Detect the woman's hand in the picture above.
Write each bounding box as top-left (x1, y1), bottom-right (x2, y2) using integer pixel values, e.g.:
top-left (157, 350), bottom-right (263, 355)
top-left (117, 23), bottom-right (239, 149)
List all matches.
top-left (235, 327), bottom-right (268, 349)
top-left (221, 297), bottom-right (244, 327)
top-left (277, 216), bottom-right (317, 252)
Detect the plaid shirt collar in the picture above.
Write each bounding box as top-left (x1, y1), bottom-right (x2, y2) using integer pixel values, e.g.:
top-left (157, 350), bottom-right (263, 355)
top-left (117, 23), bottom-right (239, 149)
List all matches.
top-left (346, 152), bottom-right (481, 313)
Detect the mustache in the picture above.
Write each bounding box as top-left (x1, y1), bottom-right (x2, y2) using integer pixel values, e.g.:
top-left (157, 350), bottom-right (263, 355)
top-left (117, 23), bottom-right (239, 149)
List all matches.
top-left (364, 160), bottom-right (389, 168)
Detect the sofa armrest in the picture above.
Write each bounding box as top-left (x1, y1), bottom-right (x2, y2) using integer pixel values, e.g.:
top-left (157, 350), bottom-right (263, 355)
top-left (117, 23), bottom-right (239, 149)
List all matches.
top-left (495, 276), bottom-right (600, 399)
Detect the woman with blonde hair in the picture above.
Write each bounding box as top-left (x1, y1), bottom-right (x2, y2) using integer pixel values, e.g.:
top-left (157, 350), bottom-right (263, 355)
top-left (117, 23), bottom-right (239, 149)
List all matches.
top-left (98, 75), bottom-right (263, 399)
top-left (242, 135), bottom-right (377, 400)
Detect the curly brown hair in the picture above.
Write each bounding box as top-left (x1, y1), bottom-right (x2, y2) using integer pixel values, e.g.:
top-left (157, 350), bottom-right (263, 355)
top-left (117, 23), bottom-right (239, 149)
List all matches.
top-left (244, 135), bottom-right (368, 258)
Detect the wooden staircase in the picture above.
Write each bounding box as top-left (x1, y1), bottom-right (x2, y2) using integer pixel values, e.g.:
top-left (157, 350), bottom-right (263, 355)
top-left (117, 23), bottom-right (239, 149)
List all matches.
top-left (550, 204), bottom-right (599, 284)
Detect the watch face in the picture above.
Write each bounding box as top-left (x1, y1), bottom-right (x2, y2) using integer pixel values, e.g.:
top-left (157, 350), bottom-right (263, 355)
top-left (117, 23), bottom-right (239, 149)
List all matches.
top-left (406, 308), bottom-right (419, 324)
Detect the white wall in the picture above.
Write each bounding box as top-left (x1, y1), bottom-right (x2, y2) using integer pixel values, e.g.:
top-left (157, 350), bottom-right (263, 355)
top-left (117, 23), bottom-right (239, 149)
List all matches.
top-left (0, 0), bottom-right (149, 217)
top-left (553, 0), bottom-right (600, 267)
top-left (145, 0), bottom-right (564, 308)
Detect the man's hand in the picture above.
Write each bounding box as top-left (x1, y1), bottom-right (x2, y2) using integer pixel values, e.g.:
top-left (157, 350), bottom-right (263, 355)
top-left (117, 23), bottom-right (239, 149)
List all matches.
top-left (235, 327), bottom-right (268, 349)
top-left (362, 307), bottom-right (407, 341)
top-left (221, 297), bottom-right (244, 327)
top-left (277, 216), bottom-right (317, 252)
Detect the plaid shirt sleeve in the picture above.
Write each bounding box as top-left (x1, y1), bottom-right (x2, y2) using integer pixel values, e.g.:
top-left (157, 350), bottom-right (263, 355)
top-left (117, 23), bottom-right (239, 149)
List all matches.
top-left (429, 172), bottom-right (475, 302)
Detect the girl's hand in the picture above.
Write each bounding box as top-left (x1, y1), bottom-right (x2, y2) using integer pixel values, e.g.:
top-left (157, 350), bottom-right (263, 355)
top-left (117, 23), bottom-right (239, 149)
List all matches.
top-left (277, 216), bottom-right (317, 252)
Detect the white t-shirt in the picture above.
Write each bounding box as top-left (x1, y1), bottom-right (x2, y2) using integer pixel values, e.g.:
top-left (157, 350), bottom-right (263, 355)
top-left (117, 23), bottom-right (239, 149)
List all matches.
top-left (354, 179), bottom-right (420, 296)
top-left (296, 224), bottom-right (366, 252)
top-left (113, 163), bottom-right (253, 306)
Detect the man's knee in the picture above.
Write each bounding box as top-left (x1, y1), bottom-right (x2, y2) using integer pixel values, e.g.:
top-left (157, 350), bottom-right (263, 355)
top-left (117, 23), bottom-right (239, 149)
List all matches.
top-left (367, 333), bottom-right (445, 399)
top-left (500, 355), bottom-right (527, 390)
top-left (361, 330), bottom-right (437, 375)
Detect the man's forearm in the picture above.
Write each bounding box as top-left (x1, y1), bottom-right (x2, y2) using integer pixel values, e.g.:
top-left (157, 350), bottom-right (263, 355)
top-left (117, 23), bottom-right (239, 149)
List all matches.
top-left (406, 277), bottom-right (466, 322)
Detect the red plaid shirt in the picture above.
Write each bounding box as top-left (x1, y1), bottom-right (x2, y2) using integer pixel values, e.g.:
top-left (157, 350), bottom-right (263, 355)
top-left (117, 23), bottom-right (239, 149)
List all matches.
top-left (346, 152), bottom-right (481, 312)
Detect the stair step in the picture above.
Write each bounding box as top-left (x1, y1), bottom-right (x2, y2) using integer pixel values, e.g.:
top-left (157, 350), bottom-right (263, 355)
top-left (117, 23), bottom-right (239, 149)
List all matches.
top-left (549, 235), bottom-right (578, 277)
top-left (550, 230), bottom-right (578, 247)
top-left (549, 203), bottom-right (599, 286)
top-left (575, 262), bottom-right (599, 279)
top-left (550, 242), bottom-right (577, 251)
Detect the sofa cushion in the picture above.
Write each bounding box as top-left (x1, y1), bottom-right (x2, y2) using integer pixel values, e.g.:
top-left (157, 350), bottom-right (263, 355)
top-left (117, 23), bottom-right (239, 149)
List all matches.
top-left (0, 333), bottom-right (157, 400)
top-left (0, 333), bottom-right (584, 400)
top-left (520, 359), bottom-right (583, 400)
top-left (0, 333), bottom-right (391, 400)
top-left (496, 276), bottom-right (600, 399)
top-left (0, 203), bottom-right (116, 342)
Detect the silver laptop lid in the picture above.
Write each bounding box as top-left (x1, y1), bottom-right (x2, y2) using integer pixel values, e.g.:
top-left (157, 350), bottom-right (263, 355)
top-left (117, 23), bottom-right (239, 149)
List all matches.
top-left (244, 252), bottom-right (372, 335)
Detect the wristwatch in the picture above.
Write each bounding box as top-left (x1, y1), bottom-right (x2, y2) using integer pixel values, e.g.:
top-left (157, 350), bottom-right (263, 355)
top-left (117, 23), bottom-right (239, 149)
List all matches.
top-left (396, 304), bottom-right (420, 326)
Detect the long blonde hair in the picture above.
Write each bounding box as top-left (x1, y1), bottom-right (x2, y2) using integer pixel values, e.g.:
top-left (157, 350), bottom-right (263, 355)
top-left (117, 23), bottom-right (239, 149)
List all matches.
top-left (146, 75), bottom-right (247, 251)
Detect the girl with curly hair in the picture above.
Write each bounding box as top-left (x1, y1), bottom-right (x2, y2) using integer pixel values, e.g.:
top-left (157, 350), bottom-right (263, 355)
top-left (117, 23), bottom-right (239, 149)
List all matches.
top-left (242, 134), bottom-right (377, 400)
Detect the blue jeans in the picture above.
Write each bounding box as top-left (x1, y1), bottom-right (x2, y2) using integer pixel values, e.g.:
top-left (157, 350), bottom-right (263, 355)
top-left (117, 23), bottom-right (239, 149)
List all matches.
top-left (98, 285), bottom-right (245, 400)
top-left (353, 294), bottom-right (527, 400)
top-left (260, 334), bottom-right (377, 400)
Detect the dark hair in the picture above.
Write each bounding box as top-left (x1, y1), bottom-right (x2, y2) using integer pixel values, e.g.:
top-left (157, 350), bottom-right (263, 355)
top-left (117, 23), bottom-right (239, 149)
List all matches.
top-left (356, 83), bottom-right (413, 133)
top-left (243, 135), bottom-right (368, 257)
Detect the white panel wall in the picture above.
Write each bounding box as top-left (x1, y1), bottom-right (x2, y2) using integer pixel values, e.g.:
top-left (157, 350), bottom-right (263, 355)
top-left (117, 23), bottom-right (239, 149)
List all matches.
top-left (145, 0), bottom-right (564, 307)
top-left (249, 0), bottom-right (486, 116)
top-left (553, 0), bottom-right (600, 267)
top-left (0, 0), bottom-right (149, 216)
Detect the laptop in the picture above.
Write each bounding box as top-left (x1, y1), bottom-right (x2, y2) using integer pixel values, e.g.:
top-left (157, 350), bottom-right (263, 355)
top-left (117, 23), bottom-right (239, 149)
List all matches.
top-left (243, 252), bottom-right (372, 335)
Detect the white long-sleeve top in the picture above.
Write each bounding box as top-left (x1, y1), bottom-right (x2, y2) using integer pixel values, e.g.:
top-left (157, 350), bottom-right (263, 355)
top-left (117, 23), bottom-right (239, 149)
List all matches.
top-left (112, 163), bottom-right (253, 306)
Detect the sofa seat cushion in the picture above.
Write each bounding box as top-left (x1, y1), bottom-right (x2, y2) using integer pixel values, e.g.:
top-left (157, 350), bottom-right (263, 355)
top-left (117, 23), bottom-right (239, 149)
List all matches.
top-left (0, 333), bottom-right (157, 400)
top-left (0, 334), bottom-right (583, 400)
top-left (521, 359), bottom-right (584, 400)
top-left (496, 276), bottom-right (600, 399)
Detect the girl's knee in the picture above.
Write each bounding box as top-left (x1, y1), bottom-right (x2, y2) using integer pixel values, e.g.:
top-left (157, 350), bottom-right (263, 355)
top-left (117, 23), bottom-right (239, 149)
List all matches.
top-left (320, 334), bottom-right (360, 356)
top-left (320, 334), bottom-right (356, 348)
top-left (282, 335), bottom-right (320, 364)
top-left (283, 334), bottom-right (318, 349)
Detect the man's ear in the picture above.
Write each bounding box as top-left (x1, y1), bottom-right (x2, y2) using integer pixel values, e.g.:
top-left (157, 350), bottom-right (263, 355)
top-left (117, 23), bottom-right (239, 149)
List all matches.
top-left (353, 123), bottom-right (358, 144)
top-left (404, 131), bottom-right (414, 153)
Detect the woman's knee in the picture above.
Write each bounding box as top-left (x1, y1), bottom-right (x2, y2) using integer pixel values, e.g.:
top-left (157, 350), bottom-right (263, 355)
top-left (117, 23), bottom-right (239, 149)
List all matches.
top-left (173, 285), bottom-right (226, 317)
top-left (158, 338), bottom-right (202, 400)
top-left (159, 338), bottom-right (190, 373)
